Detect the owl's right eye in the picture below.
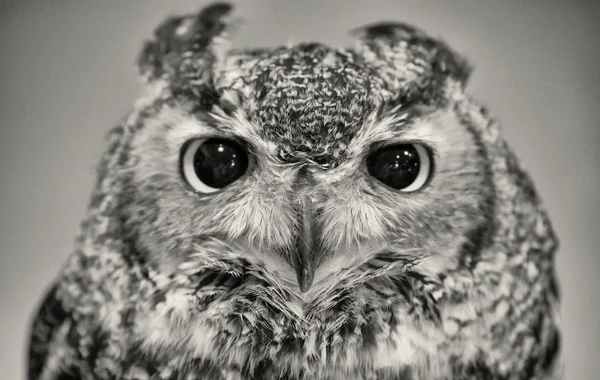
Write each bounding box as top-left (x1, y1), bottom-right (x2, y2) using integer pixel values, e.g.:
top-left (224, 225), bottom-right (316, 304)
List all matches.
top-left (180, 138), bottom-right (249, 193)
top-left (366, 142), bottom-right (432, 192)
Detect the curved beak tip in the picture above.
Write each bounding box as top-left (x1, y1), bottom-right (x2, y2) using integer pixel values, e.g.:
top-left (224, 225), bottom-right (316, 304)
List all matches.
top-left (297, 267), bottom-right (315, 293)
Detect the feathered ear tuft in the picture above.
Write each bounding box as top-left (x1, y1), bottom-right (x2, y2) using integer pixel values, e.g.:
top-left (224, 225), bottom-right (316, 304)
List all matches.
top-left (137, 2), bottom-right (235, 83)
top-left (349, 22), bottom-right (472, 91)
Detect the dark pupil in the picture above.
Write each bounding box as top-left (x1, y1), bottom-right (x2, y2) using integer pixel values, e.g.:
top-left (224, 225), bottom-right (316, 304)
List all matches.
top-left (193, 138), bottom-right (248, 188)
top-left (368, 144), bottom-right (421, 189)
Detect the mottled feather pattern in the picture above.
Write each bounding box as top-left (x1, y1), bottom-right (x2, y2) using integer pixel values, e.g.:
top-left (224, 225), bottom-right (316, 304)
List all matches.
top-left (28, 3), bottom-right (560, 380)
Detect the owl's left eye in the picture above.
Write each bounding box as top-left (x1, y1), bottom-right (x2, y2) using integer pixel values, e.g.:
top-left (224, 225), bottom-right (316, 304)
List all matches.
top-left (366, 143), bottom-right (432, 192)
top-left (181, 138), bottom-right (249, 193)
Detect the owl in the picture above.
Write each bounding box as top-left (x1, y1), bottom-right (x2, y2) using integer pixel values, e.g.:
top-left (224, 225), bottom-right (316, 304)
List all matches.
top-left (28, 3), bottom-right (561, 380)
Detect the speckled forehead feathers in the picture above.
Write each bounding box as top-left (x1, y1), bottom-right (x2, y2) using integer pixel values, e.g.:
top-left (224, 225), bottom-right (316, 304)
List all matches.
top-left (216, 44), bottom-right (388, 165)
top-left (138, 2), bottom-right (472, 167)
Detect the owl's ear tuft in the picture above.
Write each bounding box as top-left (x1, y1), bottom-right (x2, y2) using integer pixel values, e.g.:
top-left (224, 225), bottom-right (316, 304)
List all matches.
top-left (350, 22), bottom-right (472, 89)
top-left (137, 2), bottom-right (235, 82)
top-left (350, 22), bottom-right (426, 41)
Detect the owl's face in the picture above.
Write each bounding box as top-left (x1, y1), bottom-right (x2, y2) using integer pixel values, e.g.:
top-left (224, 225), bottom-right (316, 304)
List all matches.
top-left (30, 5), bottom-right (559, 377)
top-left (121, 20), bottom-right (493, 307)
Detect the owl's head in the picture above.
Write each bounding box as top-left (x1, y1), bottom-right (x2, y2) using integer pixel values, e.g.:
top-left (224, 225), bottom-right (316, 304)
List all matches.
top-left (112, 2), bottom-right (500, 303)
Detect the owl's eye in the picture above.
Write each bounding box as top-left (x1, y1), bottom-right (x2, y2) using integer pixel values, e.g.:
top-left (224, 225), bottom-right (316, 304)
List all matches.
top-left (181, 138), bottom-right (249, 193)
top-left (366, 143), bottom-right (432, 192)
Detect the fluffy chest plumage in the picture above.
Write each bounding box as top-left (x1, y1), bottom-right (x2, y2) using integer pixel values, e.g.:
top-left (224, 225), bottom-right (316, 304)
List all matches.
top-left (129, 267), bottom-right (465, 380)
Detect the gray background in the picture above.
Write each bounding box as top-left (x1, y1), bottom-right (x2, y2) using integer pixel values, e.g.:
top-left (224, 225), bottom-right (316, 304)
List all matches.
top-left (1, 1), bottom-right (598, 379)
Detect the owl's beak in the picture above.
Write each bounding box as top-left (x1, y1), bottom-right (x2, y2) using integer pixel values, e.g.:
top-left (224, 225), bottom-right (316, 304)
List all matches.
top-left (293, 195), bottom-right (317, 293)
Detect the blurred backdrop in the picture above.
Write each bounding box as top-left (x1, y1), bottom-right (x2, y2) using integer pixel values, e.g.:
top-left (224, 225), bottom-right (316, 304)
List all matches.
top-left (1, 1), bottom-right (598, 379)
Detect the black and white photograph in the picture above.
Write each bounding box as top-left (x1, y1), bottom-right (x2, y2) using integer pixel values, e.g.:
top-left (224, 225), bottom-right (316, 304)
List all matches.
top-left (1, 1), bottom-right (598, 379)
